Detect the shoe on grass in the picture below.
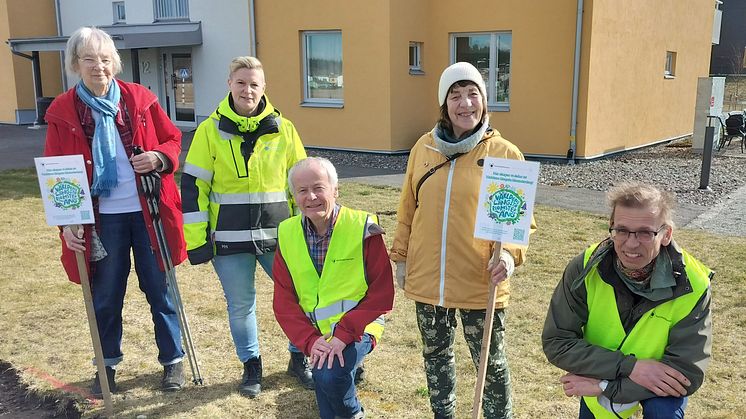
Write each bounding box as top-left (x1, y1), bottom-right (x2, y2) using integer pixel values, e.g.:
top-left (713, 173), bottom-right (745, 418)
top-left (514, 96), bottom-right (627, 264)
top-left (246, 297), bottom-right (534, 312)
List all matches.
top-left (240, 356), bottom-right (262, 398)
top-left (287, 351), bottom-right (314, 390)
top-left (90, 366), bottom-right (117, 397)
top-left (161, 361), bottom-right (185, 392)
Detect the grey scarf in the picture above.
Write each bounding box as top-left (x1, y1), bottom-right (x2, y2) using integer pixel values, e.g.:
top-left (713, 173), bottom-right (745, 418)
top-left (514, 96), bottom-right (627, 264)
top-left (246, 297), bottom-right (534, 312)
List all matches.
top-left (432, 115), bottom-right (490, 157)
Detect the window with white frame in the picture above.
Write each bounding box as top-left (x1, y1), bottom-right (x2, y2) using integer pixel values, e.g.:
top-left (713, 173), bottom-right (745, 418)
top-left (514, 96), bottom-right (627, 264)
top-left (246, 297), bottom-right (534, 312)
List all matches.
top-left (113, 2), bottom-right (126, 23)
top-left (409, 42), bottom-right (423, 74)
top-left (665, 51), bottom-right (677, 77)
top-left (451, 32), bottom-right (512, 109)
top-left (153, 0), bottom-right (189, 21)
top-left (302, 31), bottom-right (343, 106)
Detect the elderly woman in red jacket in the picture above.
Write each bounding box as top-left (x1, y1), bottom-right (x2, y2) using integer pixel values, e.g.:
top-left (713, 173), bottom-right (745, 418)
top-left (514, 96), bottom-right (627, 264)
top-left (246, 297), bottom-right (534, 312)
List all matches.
top-left (43, 26), bottom-right (186, 396)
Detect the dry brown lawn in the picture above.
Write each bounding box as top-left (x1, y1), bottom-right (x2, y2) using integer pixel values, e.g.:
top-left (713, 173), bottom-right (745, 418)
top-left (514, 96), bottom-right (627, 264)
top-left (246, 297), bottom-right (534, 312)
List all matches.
top-left (0, 169), bottom-right (744, 418)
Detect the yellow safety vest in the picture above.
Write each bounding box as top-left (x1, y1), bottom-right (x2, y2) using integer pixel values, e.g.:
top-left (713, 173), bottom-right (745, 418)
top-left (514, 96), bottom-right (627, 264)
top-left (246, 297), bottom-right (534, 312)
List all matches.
top-left (580, 244), bottom-right (711, 418)
top-left (277, 206), bottom-right (384, 342)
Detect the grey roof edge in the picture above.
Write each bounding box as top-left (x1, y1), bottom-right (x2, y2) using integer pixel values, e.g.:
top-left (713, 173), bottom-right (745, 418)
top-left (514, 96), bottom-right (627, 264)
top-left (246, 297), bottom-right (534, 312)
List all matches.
top-left (7, 21), bottom-right (202, 53)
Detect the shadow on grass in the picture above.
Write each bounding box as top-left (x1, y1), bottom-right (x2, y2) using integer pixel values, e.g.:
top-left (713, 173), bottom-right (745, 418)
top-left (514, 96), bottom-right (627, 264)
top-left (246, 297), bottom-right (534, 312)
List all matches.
top-left (0, 169), bottom-right (41, 200)
top-left (65, 369), bottom-right (319, 418)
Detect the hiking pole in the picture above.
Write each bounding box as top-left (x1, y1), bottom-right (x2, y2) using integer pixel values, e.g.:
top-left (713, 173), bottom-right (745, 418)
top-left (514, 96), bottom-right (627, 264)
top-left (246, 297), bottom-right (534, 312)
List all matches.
top-left (139, 171), bottom-right (203, 385)
top-left (472, 242), bottom-right (503, 419)
top-left (73, 227), bottom-right (115, 417)
top-left (134, 148), bottom-right (203, 385)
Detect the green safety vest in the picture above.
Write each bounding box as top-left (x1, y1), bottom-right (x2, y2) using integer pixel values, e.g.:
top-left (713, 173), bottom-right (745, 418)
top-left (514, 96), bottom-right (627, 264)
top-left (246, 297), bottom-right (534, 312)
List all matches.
top-left (277, 206), bottom-right (385, 342)
top-left (580, 244), bottom-right (711, 418)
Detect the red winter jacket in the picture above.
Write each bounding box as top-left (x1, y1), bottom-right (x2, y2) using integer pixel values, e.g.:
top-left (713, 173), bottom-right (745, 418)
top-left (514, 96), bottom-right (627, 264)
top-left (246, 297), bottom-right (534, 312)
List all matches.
top-left (44, 79), bottom-right (186, 284)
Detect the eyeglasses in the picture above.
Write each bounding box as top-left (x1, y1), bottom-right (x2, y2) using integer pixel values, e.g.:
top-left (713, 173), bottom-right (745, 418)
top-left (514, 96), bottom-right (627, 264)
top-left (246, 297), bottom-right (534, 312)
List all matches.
top-left (79, 56), bottom-right (113, 67)
top-left (608, 225), bottom-right (666, 243)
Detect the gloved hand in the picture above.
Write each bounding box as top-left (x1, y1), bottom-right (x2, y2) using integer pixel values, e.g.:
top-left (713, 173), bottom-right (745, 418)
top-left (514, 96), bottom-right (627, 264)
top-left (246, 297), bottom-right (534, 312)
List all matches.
top-left (487, 249), bottom-right (515, 285)
top-left (395, 261), bottom-right (406, 289)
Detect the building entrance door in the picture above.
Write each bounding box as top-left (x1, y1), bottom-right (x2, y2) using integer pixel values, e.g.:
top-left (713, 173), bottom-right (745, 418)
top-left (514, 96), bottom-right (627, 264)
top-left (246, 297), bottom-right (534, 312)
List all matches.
top-left (163, 52), bottom-right (195, 125)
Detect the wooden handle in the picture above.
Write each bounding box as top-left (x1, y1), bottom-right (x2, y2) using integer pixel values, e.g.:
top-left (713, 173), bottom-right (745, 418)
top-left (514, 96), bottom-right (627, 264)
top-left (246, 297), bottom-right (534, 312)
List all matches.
top-left (74, 228), bottom-right (114, 416)
top-left (472, 242), bottom-right (503, 419)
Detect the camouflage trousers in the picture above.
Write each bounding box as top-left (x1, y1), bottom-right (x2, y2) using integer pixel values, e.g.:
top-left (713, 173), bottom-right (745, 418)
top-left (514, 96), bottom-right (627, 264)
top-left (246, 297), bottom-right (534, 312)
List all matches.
top-left (415, 302), bottom-right (512, 419)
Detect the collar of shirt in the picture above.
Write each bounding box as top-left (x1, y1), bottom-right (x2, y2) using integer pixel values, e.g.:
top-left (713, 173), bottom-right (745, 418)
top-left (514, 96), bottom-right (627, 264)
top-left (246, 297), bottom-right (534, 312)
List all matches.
top-left (302, 204), bottom-right (340, 274)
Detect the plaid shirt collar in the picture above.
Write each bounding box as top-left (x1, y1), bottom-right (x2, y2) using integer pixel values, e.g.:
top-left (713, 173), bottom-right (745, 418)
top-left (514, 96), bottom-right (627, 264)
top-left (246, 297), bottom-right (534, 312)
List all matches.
top-left (302, 204), bottom-right (340, 274)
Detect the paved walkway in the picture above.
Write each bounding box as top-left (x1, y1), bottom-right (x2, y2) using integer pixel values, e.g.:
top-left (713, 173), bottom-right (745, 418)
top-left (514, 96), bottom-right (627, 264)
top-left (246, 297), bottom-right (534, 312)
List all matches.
top-left (2, 123), bottom-right (744, 236)
top-left (340, 171), bottom-right (723, 232)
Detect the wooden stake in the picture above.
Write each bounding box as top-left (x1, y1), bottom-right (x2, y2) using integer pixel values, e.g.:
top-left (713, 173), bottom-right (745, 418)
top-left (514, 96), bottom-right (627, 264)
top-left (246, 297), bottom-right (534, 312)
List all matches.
top-left (73, 225), bottom-right (114, 417)
top-left (472, 242), bottom-right (503, 419)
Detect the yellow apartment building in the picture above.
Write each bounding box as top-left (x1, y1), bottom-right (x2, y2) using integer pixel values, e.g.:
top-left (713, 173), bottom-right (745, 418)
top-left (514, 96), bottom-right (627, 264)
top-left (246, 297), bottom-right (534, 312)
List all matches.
top-left (0, 0), bottom-right (62, 125)
top-left (255, 0), bottom-right (716, 159)
top-left (3, 0), bottom-right (716, 159)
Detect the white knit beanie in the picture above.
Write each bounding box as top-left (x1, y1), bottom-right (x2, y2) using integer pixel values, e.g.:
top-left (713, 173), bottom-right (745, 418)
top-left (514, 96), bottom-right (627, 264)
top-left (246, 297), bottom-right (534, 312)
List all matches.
top-left (438, 62), bottom-right (487, 106)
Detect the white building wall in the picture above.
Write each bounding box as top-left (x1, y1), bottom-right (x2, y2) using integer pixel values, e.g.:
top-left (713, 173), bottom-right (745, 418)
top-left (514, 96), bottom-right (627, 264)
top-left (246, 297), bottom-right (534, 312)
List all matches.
top-left (57, 0), bottom-right (252, 124)
top-left (189, 0), bottom-right (251, 122)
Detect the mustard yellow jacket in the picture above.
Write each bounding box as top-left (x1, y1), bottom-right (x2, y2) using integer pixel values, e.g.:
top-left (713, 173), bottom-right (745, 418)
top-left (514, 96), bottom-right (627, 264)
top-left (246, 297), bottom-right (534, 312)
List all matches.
top-left (390, 128), bottom-right (536, 309)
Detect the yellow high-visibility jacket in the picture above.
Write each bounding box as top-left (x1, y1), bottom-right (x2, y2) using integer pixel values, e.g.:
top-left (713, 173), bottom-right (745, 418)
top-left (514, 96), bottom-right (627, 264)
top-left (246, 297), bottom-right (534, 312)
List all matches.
top-left (181, 94), bottom-right (306, 264)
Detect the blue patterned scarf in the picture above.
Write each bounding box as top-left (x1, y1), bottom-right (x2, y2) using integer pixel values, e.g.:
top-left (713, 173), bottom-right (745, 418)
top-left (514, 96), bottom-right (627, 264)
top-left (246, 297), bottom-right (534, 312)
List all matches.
top-left (76, 80), bottom-right (121, 197)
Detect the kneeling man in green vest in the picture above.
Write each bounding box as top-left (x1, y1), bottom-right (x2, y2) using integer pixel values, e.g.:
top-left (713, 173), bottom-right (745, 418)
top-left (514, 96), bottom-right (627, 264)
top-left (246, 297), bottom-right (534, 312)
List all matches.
top-left (273, 157), bottom-right (395, 419)
top-left (542, 182), bottom-right (712, 419)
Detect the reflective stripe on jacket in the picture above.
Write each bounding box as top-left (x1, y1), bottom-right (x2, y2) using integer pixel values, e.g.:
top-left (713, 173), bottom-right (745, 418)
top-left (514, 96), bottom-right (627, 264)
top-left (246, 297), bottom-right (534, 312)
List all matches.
top-left (181, 94), bottom-right (306, 263)
top-left (580, 244), bottom-right (712, 418)
top-left (278, 206), bottom-right (385, 342)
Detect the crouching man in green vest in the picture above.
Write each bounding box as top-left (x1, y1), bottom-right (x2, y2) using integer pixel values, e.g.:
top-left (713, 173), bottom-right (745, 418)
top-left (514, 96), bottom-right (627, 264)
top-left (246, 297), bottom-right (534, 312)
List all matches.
top-left (273, 157), bottom-right (395, 419)
top-left (542, 182), bottom-right (712, 419)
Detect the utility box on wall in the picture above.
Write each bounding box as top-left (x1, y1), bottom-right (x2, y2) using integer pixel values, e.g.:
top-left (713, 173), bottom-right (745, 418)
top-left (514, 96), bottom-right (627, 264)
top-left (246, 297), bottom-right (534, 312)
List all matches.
top-left (692, 77), bottom-right (725, 152)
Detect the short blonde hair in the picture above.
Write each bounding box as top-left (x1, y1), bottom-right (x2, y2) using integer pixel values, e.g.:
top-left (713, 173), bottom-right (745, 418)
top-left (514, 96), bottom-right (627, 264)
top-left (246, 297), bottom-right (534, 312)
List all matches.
top-left (607, 182), bottom-right (676, 228)
top-left (229, 56), bottom-right (263, 76)
top-left (65, 26), bottom-right (122, 76)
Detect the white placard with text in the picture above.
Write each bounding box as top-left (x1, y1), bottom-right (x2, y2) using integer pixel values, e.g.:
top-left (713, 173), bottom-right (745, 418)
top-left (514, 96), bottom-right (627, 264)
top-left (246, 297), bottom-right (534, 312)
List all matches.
top-left (34, 155), bottom-right (94, 226)
top-left (474, 157), bottom-right (539, 245)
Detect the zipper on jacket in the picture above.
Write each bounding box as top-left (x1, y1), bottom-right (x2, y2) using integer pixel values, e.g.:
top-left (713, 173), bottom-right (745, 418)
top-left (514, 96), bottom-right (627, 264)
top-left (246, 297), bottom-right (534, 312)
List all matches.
top-left (438, 160), bottom-right (457, 306)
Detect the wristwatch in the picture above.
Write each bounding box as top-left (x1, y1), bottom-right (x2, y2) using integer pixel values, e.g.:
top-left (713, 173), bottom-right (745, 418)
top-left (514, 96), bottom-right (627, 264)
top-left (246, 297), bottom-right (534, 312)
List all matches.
top-left (598, 379), bottom-right (609, 392)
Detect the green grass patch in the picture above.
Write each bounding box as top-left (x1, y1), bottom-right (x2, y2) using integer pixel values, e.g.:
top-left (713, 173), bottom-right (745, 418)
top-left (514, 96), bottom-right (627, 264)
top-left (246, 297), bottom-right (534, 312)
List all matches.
top-left (0, 178), bottom-right (743, 418)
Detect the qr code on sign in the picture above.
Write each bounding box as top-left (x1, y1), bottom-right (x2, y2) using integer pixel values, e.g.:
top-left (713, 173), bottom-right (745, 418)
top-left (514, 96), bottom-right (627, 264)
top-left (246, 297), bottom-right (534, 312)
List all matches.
top-left (81, 210), bottom-right (91, 221)
top-left (513, 228), bottom-right (525, 241)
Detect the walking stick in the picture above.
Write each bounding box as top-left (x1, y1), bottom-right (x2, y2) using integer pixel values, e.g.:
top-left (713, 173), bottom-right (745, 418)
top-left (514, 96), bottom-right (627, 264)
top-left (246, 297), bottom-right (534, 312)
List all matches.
top-left (134, 148), bottom-right (203, 385)
top-left (472, 242), bottom-right (503, 419)
top-left (73, 229), bottom-right (115, 417)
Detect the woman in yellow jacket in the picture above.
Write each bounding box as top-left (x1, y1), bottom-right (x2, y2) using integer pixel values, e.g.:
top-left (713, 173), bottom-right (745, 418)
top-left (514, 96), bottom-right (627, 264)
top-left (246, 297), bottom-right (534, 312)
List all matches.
top-left (390, 62), bottom-right (536, 419)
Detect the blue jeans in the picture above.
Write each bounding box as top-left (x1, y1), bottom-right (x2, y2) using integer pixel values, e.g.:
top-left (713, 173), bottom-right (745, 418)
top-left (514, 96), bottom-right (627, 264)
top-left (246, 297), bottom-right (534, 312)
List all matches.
top-left (92, 212), bottom-right (184, 367)
top-left (579, 396), bottom-right (688, 419)
top-left (312, 334), bottom-right (372, 419)
top-left (212, 252), bottom-right (300, 362)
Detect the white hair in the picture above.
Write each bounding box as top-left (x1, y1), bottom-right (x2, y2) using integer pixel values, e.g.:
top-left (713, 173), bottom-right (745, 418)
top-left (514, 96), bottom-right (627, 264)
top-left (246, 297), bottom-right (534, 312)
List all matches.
top-left (288, 157), bottom-right (339, 194)
top-left (65, 26), bottom-right (122, 77)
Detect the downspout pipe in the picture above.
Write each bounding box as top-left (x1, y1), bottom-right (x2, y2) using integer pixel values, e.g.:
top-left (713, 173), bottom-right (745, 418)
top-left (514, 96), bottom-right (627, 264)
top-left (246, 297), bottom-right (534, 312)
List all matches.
top-left (568, 0), bottom-right (584, 164)
top-left (249, 0), bottom-right (257, 57)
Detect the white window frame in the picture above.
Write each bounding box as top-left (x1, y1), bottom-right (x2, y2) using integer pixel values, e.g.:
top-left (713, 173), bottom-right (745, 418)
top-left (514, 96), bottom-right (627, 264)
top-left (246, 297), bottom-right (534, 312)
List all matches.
top-left (113, 2), bottom-right (126, 24)
top-left (450, 31), bottom-right (512, 111)
top-left (153, 0), bottom-right (189, 21)
top-left (665, 51), bottom-right (677, 78)
top-left (301, 30), bottom-right (344, 108)
top-left (409, 42), bottom-right (424, 75)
